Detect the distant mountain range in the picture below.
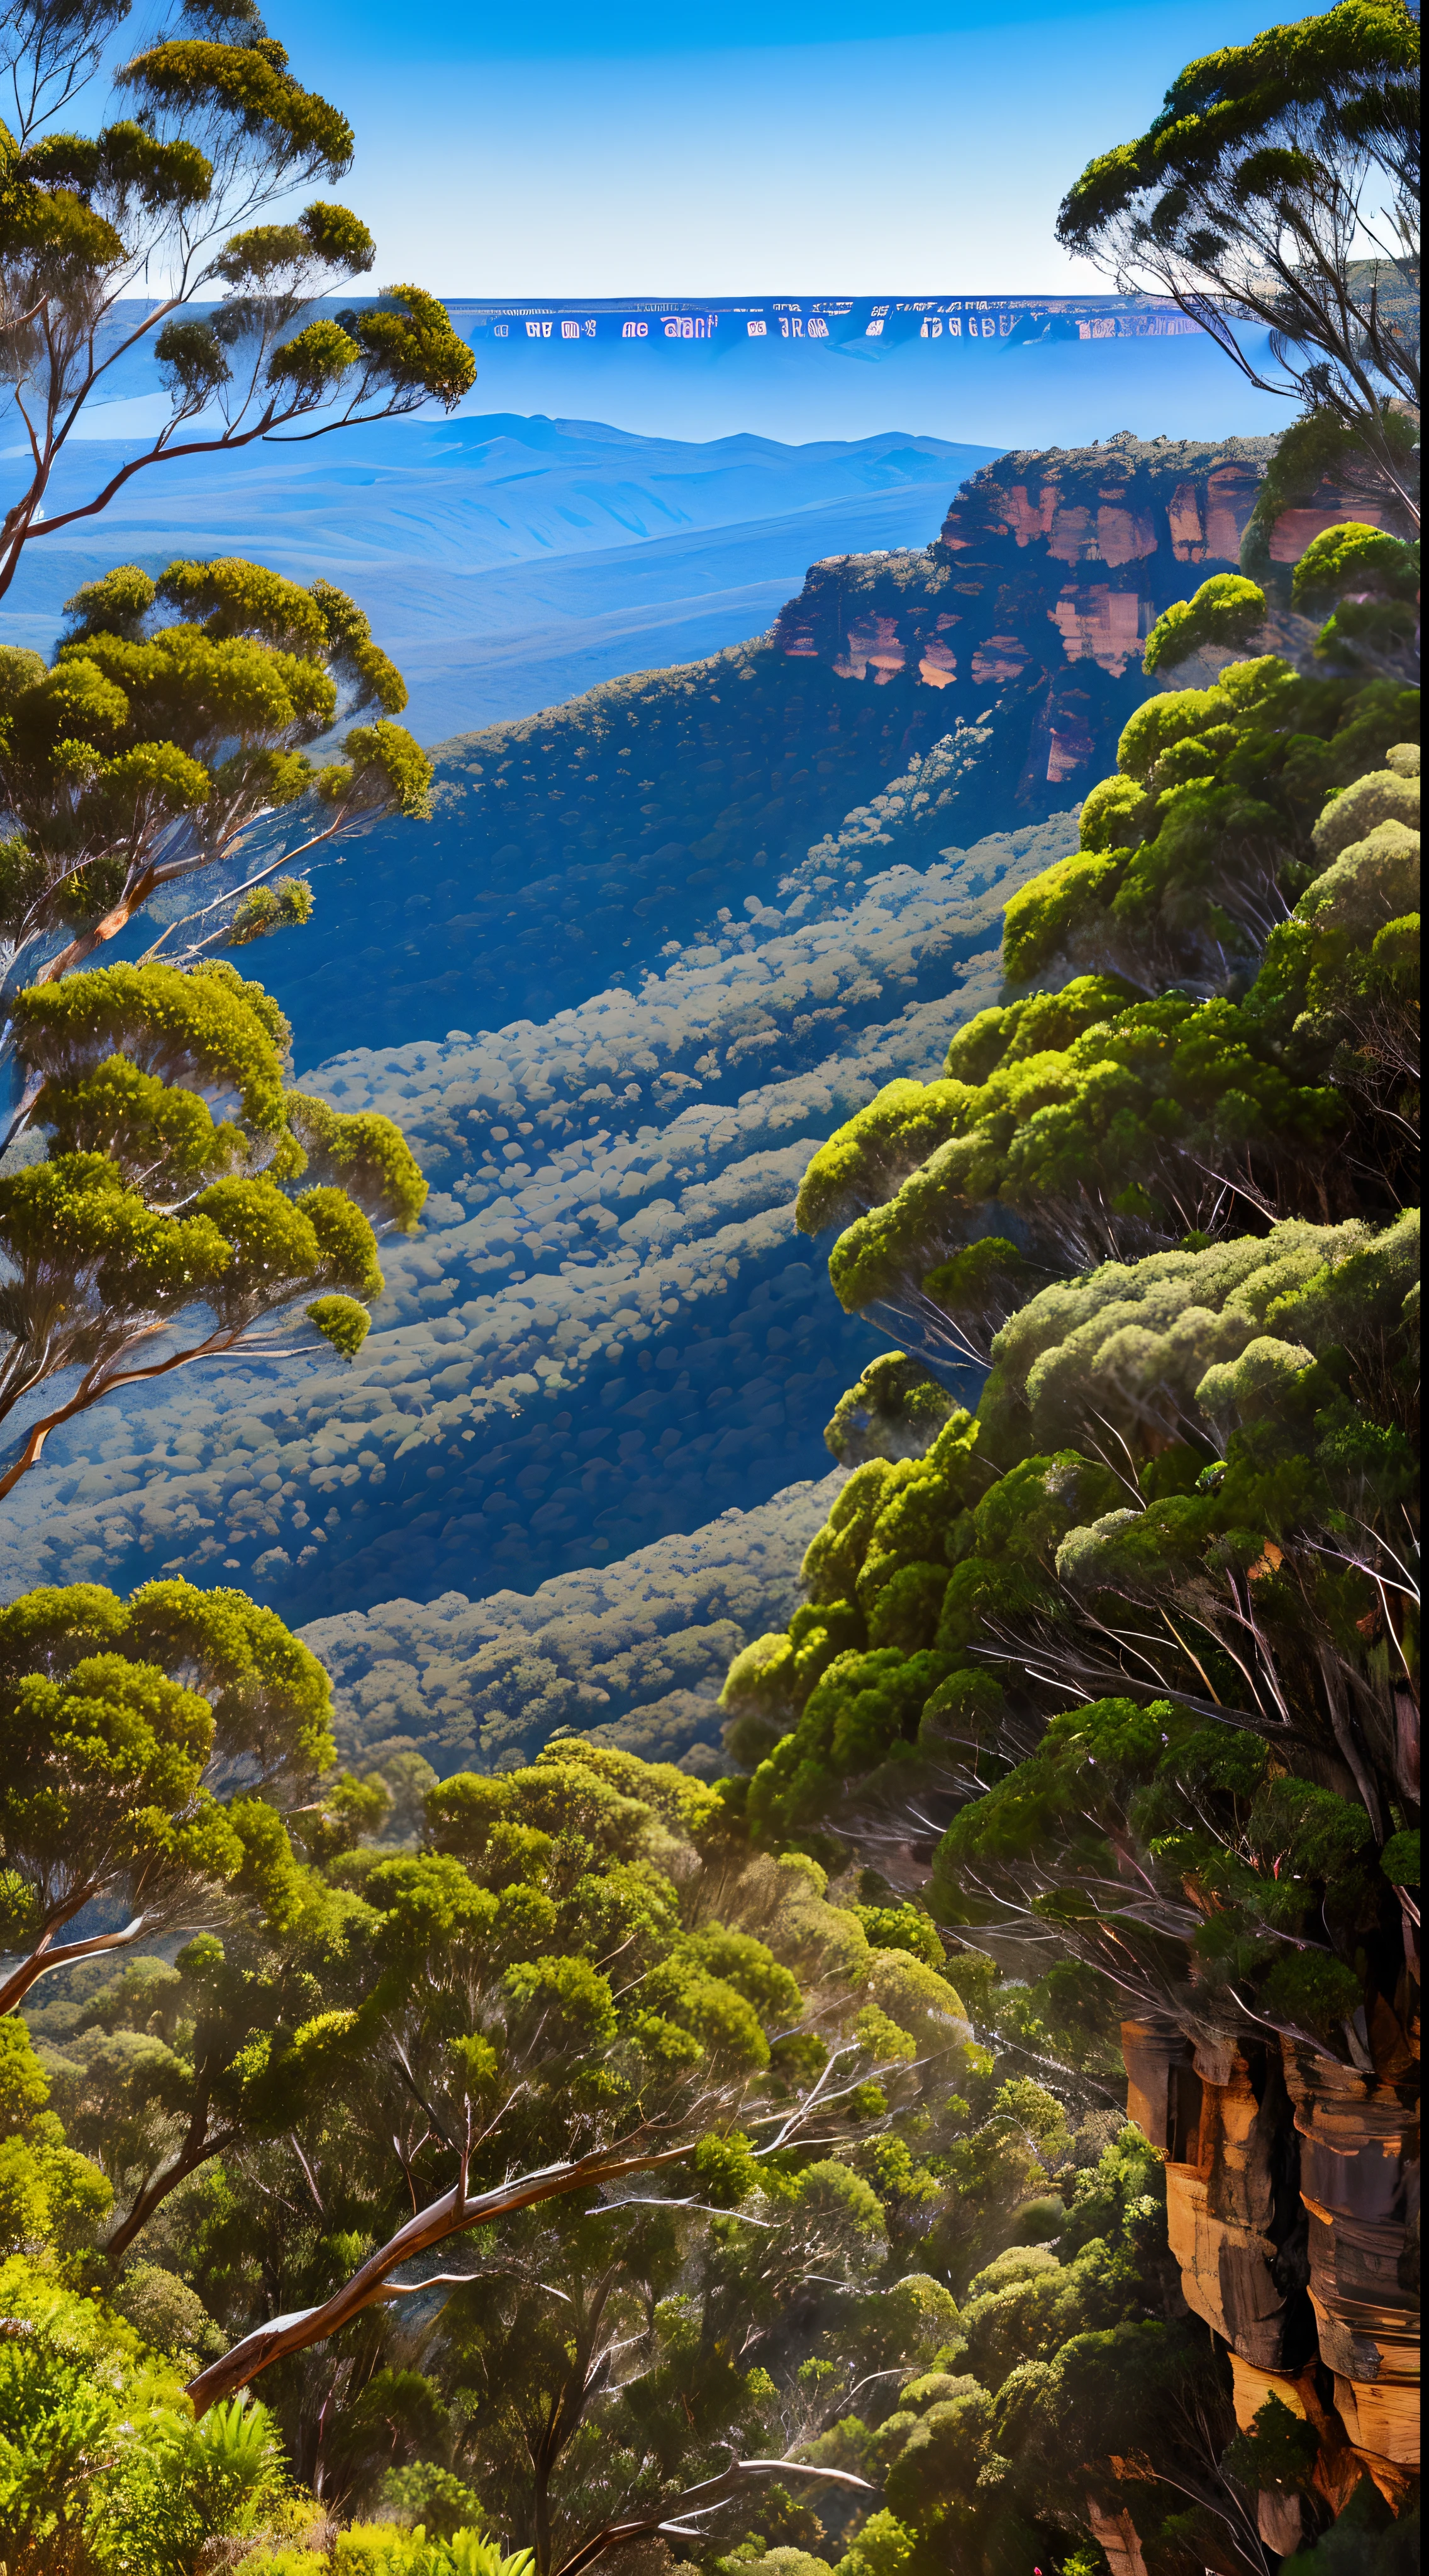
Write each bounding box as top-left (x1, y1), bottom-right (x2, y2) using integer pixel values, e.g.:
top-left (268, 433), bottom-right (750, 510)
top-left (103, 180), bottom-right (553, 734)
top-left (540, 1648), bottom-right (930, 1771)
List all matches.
top-left (180, 426), bottom-right (1276, 1072)
top-left (26, 289), bottom-right (1289, 448)
top-left (1, 414), bottom-right (993, 740)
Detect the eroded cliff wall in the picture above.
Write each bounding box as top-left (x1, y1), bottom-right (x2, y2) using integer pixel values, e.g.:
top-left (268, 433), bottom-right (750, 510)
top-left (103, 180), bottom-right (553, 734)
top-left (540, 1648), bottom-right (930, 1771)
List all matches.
top-left (768, 428), bottom-right (1276, 822)
top-left (245, 432), bottom-right (1276, 1070)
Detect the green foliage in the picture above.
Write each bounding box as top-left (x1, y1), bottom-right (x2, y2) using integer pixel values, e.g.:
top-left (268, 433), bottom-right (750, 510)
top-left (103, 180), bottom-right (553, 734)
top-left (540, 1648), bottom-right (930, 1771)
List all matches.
top-left (1000, 649), bottom-right (1417, 996)
top-left (0, 2251), bottom-right (295, 2569)
top-left (0, 1701), bottom-right (1237, 2576)
top-left (0, 555), bottom-right (435, 985)
top-left (1381, 1829), bottom-right (1420, 1886)
top-left (1293, 521), bottom-right (1421, 612)
top-left (1223, 2390), bottom-right (1321, 2493)
top-left (166, 1734), bottom-right (991, 2550)
top-left (109, 2260), bottom-right (225, 2362)
top-left (852, 1904), bottom-right (944, 1971)
top-left (0, 1576), bottom-right (331, 2014)
top-left (1281, 2482), bottom-right (1420, 2575)
top-left (0, 4), bottom-right (476, 645)
top-left (798, 980), bottom-right (1135, 1236)
top-left (747, 1417), bottom-right (1125, 1841)
top-left (0, 2016), bottom-right (110, 2267)
top-left (935, 1619), bottom-right (1404, 2044)
top-left (824, 1353), bottom-right (958, 1467)
top-left (286, 1089), bottom-right (430, 1230)
top-left (752, 536), bottom-right (1418, 2115)
top-left (0, 955), bottom-right (426, 1488)
top-left (794, 552), bottom-right (1419, 1600)
top-left (230, 876), bottom-right (314, 943)
top-left (1143, 572), bottom-right (1267, 675)
top-left (811, 2114), bottom-right (1211, 2576)
top-left (1243, 407), bottom-right (1416, 558)
top-left (810, 982), bottom-right (1349, 1306)
top-left (306, 1292), bottom-right (372, 1359)
top-left (834, 2508), bottom-right (915, 2576)
top-left (1054, 7), bottom-right (1420, 497)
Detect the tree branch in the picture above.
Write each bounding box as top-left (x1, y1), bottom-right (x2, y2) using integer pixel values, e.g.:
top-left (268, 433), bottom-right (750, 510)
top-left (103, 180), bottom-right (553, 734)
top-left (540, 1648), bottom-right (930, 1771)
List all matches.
top-left (550, 2461), bottom-right (873, 2576)
top-left (185, 2139), bottom-right (700, 2414)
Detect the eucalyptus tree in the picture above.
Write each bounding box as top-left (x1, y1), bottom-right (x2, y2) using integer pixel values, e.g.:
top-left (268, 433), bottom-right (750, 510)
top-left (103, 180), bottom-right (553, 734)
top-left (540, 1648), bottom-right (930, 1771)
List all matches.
top-left (1056, 0), bottom-right (1421, 523)
top-left (0, 952), bottom-right (426, 1491)
top-left (0, 0), bottom-right (475, 600)
top-left (177, 1743), bottom-right (978, 2432)
top-left (0, 1574), bottom-right (333, 2014)
top-left (0, 553), bottom-right (431, 1015)
top-left (793, 587), bottom-right (1418, 1358)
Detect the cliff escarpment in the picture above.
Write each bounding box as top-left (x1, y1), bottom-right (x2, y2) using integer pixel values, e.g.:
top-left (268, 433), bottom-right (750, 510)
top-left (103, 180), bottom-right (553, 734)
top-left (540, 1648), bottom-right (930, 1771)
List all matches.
top-left (248, 433), bottom-right (1277, 1069)
top-left (769, 429), bottom-right (1277, 814)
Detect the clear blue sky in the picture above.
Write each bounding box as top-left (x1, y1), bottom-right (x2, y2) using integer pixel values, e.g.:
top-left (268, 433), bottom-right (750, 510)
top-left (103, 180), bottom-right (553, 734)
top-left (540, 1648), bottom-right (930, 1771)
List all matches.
top-left (266, 0), bottom-right (1286, 296)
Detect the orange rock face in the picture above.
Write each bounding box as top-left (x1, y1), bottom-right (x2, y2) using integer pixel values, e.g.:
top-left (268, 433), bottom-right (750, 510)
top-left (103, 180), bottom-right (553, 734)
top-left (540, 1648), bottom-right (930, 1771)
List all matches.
top-left (1267, 479), bottom-right (1398, 564)
top-left (834, 614), bottom-right (906, 684)
top-left (1282, 2046), bottom-right (1421, 2471)
top-left (1123, 2024), bottom-right (1309, 2370)
top-left (1084, 2497), bottom-right (1148, 2576)
top-left (1123, 2016), bottom-right (1421, 2521)
top-left (1163, 463), bottom-right (1265, 560)
top-left (970, 635), bottom-right (1027, 686)
top-left (1049, 584), bottom-right (1147, 676)
top-left (766, 432), bottom-right (1277, 821)
top-left (1168, 480), bottom-right (1208, 559)
top-left (1047, 719), bottom-right (1094, 784)
top-left (1204, 464), bottom-right (1260, 560)
top-left (1096, 501), bottom-right (1159, 566)
top-left (917, 637), bottom-right (957, 688)
top-left (999, 482), bottom-right (1060, 546)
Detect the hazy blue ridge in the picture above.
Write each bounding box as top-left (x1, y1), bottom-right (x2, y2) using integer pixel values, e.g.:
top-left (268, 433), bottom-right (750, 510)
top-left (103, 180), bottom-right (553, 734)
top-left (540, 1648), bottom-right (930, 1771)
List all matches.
top-left (15, 287), bottom-right (1286, 448)
top-left (2, 413), bottom-right (995, 740)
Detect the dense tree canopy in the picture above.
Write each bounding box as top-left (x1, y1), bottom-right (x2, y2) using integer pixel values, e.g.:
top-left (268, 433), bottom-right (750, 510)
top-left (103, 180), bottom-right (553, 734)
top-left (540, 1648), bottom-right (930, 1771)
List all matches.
top-left (795, 562), bottom-right (1417, 1350)
top-left (15, 1701), bottom-right (1291, 2574)
top-left (0, 553), bottom-right (432, 1005)
top-left (0, 953), bottom-right (426, 1491)
top-left (0, 1571), bottom-right (332, 2060)
top-left (13, 1733), bottom-right (1064, 2569)
top-left (0, 12), bottom-right (1420, 2561)
top-left (718, 511), bottom-right (1420, 2562)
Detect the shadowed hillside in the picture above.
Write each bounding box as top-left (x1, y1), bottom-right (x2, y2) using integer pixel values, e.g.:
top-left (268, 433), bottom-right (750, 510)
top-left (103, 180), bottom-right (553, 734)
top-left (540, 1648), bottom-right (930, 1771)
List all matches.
top-left (0, 806), bottom-right (1073, 1626)
top-left (2, 434), bottom-right (1291, 1711)
top-left (228, 430), bottom-right (1276, 1068)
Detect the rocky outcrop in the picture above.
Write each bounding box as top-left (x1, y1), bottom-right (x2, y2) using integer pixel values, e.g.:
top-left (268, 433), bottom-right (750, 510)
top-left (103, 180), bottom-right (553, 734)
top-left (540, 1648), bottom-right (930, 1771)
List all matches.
top-left (770, 431), bottom-right (1275, 815)
top-left (248, 433), bottom-right (1279, 1068)
top-left (1262, 480), bottom-right (1404, 564)
top-left (1123, 2016), bottom-right (1421, 2521)
top-left (1123, 2022), bottom-right (1313, 2373)
top-left (1282, 2045), bottom-right (1421, 2473)
top-left (1228, 2355), bottom-right (1372, 2541)
top-left (1084, 2496), bottom-right (1148, 2576)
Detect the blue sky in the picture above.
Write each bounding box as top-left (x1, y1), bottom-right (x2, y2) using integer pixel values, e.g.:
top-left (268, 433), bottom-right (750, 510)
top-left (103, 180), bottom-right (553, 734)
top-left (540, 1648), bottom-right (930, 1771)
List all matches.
top-left (268, 0), bottom-right (1284, 295)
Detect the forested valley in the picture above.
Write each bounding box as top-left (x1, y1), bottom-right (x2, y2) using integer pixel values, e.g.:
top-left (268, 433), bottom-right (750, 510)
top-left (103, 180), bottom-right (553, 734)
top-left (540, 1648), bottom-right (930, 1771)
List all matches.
top-left (0, 3), bottom-right (1419, 2574)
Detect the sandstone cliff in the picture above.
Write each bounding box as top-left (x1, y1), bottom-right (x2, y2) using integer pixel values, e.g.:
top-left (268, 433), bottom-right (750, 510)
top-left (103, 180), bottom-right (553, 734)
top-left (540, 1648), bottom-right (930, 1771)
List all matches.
top-left (769, 429), bottom-right (1277, 820)
top-left (255, 433), bottom-right (1277, 1069)
top-left (1124, 2018), bottom-right (1420, 2550)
